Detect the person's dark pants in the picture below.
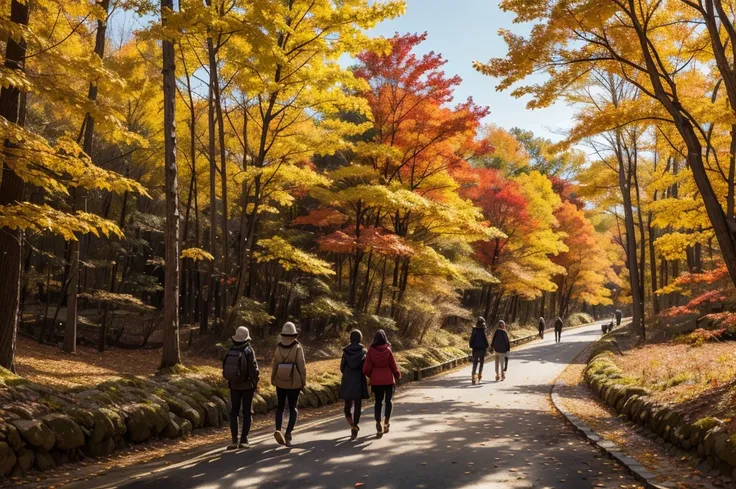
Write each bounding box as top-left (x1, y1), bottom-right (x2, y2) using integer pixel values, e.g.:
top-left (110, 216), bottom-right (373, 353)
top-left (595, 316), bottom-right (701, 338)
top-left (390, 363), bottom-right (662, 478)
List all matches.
top-left (344, 399), bottom-right (362, 426)
top-left (471, 349), bottom-right (486, 376)
top-left (616, 318), bottom-right (621, 326)
top-left (373, 385), bottom-right (394, 422)
top-left (538, 327), bottom-right (544, 339)
top-left (230, 388), bottom-right (255, 443)
top-left (555, 328), bottom-right (562, 342)
top-left (275, 388), bottom-right (300, 434)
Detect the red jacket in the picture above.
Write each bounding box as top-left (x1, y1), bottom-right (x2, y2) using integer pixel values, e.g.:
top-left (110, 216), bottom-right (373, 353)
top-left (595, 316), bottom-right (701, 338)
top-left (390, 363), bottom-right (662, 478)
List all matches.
top-left (363, 344), bottom-right (401, 386)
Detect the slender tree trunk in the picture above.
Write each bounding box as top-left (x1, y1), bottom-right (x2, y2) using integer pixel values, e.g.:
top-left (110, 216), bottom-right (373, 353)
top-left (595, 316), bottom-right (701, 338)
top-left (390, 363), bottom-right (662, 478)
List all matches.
top-left (0, 0), bottom-right (29, 371)
top-left (160, 0), bottom-right (181, 368)
top-left (66, 0), bottom-right (111, 354)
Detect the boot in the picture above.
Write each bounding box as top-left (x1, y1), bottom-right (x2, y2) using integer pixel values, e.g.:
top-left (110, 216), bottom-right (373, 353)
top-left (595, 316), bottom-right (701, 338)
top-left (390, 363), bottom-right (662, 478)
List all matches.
top-left (376, 421), bottom-right (383, 438)
top-left (478, 373), bottom-right (483, 382)
top-left (383, 417), bottom-right (390, 434)
top-left (284, 432), bottom-right (293, 448)
top-left (274, 430), bottom-right (285, 446)
top-left (350, 425), bottom-right (359, 440)
top-left (472, 374), bottom-right (478, 385)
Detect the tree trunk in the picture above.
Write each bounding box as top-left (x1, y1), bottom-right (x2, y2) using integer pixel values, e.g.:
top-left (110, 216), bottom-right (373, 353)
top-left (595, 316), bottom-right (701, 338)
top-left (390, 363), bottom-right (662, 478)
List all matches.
top-left (66, 0), bottom-right (112, 354)
top-left (0, 0), bottom-right (29, 371)
top-left (160, 0), bottom-right (181, 368)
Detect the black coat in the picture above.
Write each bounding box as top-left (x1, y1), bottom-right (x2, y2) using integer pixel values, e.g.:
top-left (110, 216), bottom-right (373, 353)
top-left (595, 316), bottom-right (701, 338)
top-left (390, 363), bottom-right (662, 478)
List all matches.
top-left (491, 329), bottom-right (510, 354)
top-left (224, 343), bottom-right (259, 391)
top-left (340, 343), bottom-right (369, 401)
top-left (554, 318), bottom-right (564, 330)
top-left (469, 326), bottom-right (489, 350)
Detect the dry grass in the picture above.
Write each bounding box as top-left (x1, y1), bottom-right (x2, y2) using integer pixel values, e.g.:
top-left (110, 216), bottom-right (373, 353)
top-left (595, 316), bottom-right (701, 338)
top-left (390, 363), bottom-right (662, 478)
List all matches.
top-left (612, 342), bottom-right (736, 404)
top-left (557, 344), bottom-right (724, 489)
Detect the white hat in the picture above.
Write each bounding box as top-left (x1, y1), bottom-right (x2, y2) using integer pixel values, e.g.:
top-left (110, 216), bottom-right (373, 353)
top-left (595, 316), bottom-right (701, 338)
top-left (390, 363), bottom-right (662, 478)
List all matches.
top-left (280, 322), bottom-right (298, 337)
top-left (232, 326), bottom-right (251, 342)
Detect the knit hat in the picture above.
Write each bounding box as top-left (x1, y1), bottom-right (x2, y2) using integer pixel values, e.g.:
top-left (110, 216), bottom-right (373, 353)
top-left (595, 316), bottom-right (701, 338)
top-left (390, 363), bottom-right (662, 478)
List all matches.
top-left (498, 320), bottom-right (506, 328)
top-left (232, 326), bottom-right (251, 343)
top-left (280, 322), bottom-right (298, 337)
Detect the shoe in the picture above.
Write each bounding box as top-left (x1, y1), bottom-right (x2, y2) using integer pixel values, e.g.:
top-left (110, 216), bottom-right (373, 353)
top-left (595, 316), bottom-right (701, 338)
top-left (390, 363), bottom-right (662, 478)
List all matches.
top-left (350, 425), bottom-right (359, 440)
top-left (274, 430), bottom-right (285, 445)
top-left (495, 374), bottom-right (500, 381)
top-left (284, 433), bottom-right (292, 447)
top-left (226, 443), bottom-right (238, 450)
top-left (376, 421), bottom-right (383, 438)
top-left (472, 374), bottom-right (477, 385)
top-left (383, 418), bottom-right (390, 434)
top-left (239, 441), bottom-right (250, 449)
top-left (478, 373), bottom-right (483, 382)
top-left (501, 375), bottom-right (506, 381)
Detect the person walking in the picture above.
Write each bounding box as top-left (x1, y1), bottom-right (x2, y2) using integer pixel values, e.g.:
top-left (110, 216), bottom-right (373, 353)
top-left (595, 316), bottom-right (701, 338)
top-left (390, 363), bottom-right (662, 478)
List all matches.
top-left (538, 317), bottom-right (546, 339)
top-left (491, 320), bottom-right (511, 381)
top-left (615, 309), bottom-right (622, 326)
top-left (554, 316), bottom-right (564, 343)
top-left (469, 317), bottom-right (489, 385)
top-left (271, 322), bottom-right (306, 447)
top-left (363, 329), bottom-right (401, 438)
top-left (222, 326), bottom-right (259, 449)
top-left (340, 329), bottom-right (369, 440)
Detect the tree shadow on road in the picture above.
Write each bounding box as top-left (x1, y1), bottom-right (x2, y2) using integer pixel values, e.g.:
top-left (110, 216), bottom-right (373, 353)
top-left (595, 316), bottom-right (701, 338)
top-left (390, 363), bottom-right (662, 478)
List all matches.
top-left (120, 398), bottom-right (633, 489)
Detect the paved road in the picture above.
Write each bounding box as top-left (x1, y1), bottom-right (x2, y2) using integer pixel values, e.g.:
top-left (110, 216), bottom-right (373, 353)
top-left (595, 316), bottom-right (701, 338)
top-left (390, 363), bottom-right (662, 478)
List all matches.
top-left (86, 322), bottom-right (638, 489)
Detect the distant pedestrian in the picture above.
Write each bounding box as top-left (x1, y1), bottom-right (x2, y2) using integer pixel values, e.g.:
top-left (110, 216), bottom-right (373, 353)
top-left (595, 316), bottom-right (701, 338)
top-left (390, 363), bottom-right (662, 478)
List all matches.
top-left (340, 329), bottom-right (369, 440)
top-left (538, 317), bottom-right (546, 339)
top-left (222, 326), bottom-right (259, 450)
top-left (271, 322), bottom-right (306, 447)
top-left (491, 320), bottom-right (511, 381)
top-left (363, 329), bottom-right (401, 438)
top-left (615, 309), bottom-right (622, 326)
top-left (554, 316), bottom-right (564, 343)
top-left (469, 317), bottom-right (489, 385)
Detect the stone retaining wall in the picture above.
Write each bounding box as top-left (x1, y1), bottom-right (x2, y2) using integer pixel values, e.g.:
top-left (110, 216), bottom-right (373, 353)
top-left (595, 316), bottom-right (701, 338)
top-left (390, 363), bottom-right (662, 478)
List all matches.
top-left (0, 345), bottom-right (468, 479)
top-left (584, 336), bottom-right (736, 479)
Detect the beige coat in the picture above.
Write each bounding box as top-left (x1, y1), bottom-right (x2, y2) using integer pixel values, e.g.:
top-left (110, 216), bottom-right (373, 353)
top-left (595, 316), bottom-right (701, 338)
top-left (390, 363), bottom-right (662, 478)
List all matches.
top-left (270, 338), bottom-right (306, 390)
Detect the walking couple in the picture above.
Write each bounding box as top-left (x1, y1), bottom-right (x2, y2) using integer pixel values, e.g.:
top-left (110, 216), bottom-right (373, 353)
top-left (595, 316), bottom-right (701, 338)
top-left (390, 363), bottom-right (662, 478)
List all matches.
top-left (341, 329), bottom-right (401, 439)
top-left (470, 317), bottom-right (511, 383)
top-left (222, 321), bottom-right (306, 449)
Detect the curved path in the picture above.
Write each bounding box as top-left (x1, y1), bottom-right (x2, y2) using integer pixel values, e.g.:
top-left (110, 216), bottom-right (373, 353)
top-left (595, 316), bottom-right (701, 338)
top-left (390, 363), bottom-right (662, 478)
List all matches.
top-left (84, 322), bottom-right (639, 489)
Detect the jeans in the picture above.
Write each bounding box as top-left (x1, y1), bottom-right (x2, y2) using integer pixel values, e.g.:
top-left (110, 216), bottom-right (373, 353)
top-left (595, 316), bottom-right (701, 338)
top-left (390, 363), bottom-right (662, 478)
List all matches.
top-left (230, 389), bottom-right (255, 443)
top-left (275, 388), bottom-right (300, 434)
top-left (555, 328), bottom-right (562, 342)
top-left (471, 349), bottom-right (486, 375)
top-left (344, 399), bottom-right (363, 426)
top-left (372, 385), bottom-right (394, 422)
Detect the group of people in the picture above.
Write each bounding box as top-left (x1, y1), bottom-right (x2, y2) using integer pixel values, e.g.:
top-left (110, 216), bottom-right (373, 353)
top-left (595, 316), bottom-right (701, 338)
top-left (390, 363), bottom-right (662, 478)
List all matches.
top-left (537, 316), bottom-right (565, 343)
top-left (469, 317), bottom-right (511, 384)
top-left (222, 313), bottom-right (584, 450)
top-left (221, 322), bottom-right (401, 449)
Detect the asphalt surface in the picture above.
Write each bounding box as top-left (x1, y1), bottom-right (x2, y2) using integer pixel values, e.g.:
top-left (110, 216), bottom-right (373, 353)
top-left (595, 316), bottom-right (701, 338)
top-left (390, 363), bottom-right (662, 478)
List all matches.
top-left (84, 322), bottom-right (639, 489)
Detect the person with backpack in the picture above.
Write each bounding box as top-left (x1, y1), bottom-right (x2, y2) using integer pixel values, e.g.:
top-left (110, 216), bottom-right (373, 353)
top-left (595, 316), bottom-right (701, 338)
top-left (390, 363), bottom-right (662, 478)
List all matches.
top-left (222, 326), bottom-right (259, 450)
top-left (615, 309), bottom-right (622, 326)
top-left (554, 316), bottom-right (564, 343)
top-left (363, 330), bottom-right (400, 438)
top-left (469, 317), bottom-right (489, 385)
top-left (491, 320), bottom-right (511, 381)
top-left (340, 329), bottom-right (369, 440)
top-left (538, 317), bottom-right (546, 339)
top-left (270, 322), bottom-right (306, 447)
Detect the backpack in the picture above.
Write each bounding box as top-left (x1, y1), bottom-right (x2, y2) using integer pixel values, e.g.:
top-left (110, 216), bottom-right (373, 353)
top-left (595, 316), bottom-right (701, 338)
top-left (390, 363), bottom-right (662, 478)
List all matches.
top-left (223, 348), bottom-right (249, 383)
top-left (276, 344), bottom-right (299, 384)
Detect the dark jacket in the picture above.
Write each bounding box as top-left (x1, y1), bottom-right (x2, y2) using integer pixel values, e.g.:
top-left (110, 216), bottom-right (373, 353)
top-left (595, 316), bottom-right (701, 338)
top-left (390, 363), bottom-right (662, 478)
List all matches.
top-left (340, 343), bottom-right (369, 400)
top-left (538, 318), bottom-right (546, 330)
top-left (469, 325), bottom-right (489, 350)
top-left (554, 317), bottom-right (564, 330)
top-left (223, 343), bottom-right (259, 391)
top-left (363, 344), bottom-right (401, 386)
top-left (491, 329), bottom-right (510, 354)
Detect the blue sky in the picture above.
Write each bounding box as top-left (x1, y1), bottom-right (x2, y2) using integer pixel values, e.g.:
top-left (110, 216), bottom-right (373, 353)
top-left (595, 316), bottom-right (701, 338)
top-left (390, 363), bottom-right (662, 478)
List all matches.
top-left (369, 0), bottom-right (575, 142)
